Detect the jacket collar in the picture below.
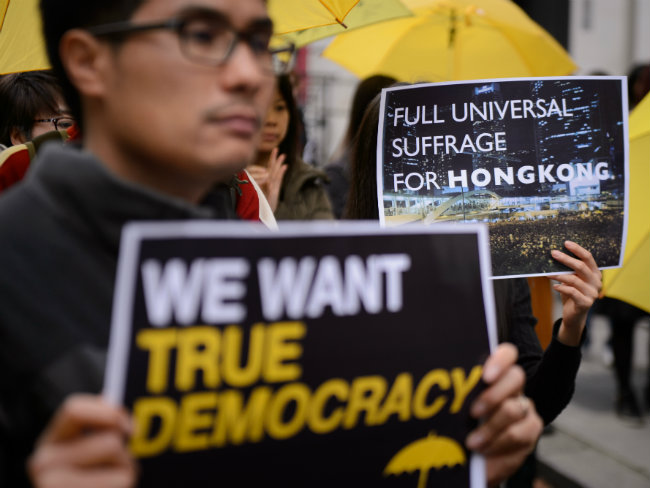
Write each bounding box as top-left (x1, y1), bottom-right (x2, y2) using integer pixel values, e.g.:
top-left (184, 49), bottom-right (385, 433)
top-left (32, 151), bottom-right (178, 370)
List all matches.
top-left (27, 144), bottom-right (237, 252)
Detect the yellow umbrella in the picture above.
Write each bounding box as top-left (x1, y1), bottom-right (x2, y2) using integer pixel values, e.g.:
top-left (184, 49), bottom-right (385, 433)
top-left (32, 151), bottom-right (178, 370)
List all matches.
top-left (603, 93), bottom-right (650, 312)
top-left (268, 0), bottom-right (412, 48)
top-left (0, 0), bottom-right (50, 75)
top-left (322, 0), bottom-right (577, 82)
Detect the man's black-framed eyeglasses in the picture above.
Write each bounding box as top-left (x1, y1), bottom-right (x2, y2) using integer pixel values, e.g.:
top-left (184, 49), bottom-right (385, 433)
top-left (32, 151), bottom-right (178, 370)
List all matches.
top-left (85, 7), bottom-right (296, 75)
top-left (33, 116), bottom-right (76, 131)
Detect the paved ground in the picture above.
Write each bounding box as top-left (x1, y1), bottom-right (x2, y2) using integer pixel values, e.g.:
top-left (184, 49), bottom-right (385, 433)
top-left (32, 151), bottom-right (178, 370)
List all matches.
top-left (536, 314), bottom-right (650, 488)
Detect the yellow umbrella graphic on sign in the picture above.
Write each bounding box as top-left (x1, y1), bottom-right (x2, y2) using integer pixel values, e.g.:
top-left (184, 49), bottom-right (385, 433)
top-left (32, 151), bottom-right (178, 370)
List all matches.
top-left (384, 431), bottom-right (466, 488)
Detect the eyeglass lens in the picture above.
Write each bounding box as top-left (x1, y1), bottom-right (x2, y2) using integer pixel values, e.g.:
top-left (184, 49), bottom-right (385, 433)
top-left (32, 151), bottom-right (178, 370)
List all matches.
top-left (177, 15), bottom-right (292, 74)
top-left (54, 117), bottom-right (75, 130)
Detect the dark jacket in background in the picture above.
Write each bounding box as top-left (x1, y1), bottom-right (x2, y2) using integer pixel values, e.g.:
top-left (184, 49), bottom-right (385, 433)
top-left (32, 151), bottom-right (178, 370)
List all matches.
top-left (275, 159), bottom-right (334, 221)
top-left (498, 278), bottom-right (582, 425)
top-left (323, 150), bottom-right (350, 220)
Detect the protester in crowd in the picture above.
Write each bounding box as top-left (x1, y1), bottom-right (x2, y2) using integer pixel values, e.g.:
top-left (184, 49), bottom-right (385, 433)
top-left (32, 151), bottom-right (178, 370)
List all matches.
top-left (0, 70), bottom-right (74, 147)
top-left (588, 63), bottom-right (650, 423)
top-left (0, 71), bottom-right (77, 191)
top-left (628, 62), bottom-right (650, 110)
top-left (0, 1), bottom-right (543, 487)
top-left (0, 1), bottom-right (278, 485)
top-left (345, 91), bottom-right (600, 420)
top-left (247, 74), bottom-right (334, 220)
top-left (0, 73), bottom-right (272, 225)
top-left (344, 91), bottom-right (601, 485)
top-left (324, 74), bottom-right (396, 218)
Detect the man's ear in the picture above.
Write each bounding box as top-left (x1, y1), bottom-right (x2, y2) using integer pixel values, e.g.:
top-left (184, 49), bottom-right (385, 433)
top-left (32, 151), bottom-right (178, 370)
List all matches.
top-left (59, 29), bottom-right (113, 98)
top-left (10, 127), bottom-right (27, 146)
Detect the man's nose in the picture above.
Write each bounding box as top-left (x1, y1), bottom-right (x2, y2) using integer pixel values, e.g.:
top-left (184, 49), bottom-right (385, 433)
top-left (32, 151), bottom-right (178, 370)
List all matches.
top-left (220, 41), bottom-right (269, 91)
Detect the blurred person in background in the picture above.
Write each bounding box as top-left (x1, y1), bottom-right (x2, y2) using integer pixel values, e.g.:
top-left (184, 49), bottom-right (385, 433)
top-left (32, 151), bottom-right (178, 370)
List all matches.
top-left (628, 63), bottom-right (650, 110)
top-left (248, 74), bottom-right (333, 220)
top-left (0, 70), bottom-right (74, 147)
top-left (324, 74), bottom-right (396, 218)
top-left (345, 91), bottom-right (602, 487)
top-left (0, 71), bottom-right (77, 192)
top-left (590, 62), bottom-right (650, 423)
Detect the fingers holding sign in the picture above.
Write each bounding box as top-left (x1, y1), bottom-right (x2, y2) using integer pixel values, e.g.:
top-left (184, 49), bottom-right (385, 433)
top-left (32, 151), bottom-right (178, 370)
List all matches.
top-left (28, 394), bottom-right (138, 488)
top-left (466, 344), bottom-right (543, 487)
top-left (550, 240), bottom-right (602, 345)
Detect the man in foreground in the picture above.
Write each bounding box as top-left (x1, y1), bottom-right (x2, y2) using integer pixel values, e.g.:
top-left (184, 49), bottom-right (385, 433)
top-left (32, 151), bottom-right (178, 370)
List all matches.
top-left (0, 1), bottom-right (542, 486)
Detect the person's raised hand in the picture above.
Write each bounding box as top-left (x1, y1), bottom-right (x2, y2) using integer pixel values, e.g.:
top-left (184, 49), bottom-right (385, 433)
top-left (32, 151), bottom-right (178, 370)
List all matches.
top-left (466, 343), bottom-right (543, 487)
top-left (28, 394), bottom-right (137, 488)
top-left (550, 240), bottom-right (602, 346)
top-left (247, 148), bottom-right (287, 211)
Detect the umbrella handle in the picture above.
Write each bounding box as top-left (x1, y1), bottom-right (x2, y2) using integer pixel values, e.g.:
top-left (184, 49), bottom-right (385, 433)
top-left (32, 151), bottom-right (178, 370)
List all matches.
top-left (418, 468), bottom-right (429, 488)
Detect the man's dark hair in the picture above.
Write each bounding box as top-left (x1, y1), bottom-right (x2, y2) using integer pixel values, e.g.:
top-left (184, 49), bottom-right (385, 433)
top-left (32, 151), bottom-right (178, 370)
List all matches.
top-left (39, 1), bottom-right (146, 125)
top-left (0, 70), bottom-right (63, 146)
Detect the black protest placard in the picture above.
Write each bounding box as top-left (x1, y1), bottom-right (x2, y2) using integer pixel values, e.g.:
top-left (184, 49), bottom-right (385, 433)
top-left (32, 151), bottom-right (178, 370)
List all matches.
top-left (377, 77), bottom-right (628, 278)
top-left (104, 221), bottom-right (497, 488)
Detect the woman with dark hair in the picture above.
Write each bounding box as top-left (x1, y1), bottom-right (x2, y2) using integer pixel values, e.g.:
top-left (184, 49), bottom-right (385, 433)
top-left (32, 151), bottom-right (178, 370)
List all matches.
top-left (346, 92), bottom-right (602, 486)
top-left (346, 92), bottom-right (601, 427)
top-left (248, 75), bottom-right (334, 220)
top-left (344, 92), bottom-right (384, 222)
top-left (325, 74), bottom-right (397, 218)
